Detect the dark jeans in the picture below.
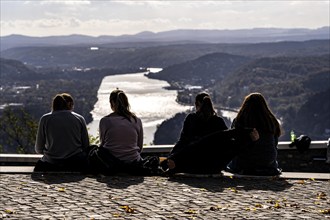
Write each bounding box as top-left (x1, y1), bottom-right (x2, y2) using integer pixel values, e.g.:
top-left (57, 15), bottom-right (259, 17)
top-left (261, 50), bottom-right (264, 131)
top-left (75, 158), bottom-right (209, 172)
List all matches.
top-left (87, 146), bottom-right (161, 175)
top-left (34, 151), bottom-right (88, 172)
top-left (168, 128), bottom-right (251, 174)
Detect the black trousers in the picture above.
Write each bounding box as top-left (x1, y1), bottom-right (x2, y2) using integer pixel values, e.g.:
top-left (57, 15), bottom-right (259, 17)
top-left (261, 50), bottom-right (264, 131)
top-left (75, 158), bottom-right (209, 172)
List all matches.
top-left (34, 151), bottom-right (88, 172)
top-left (168, 128), bottom-right (251, 174)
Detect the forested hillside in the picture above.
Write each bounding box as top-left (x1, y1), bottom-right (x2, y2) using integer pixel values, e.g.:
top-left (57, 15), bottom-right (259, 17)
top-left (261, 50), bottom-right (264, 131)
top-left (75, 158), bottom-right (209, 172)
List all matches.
top-left (152, 53), bottom-right (330, 142)
top-left (147, 53), bottom-right (251, 87)
top-left (213, 55), bottom-right (330, 140)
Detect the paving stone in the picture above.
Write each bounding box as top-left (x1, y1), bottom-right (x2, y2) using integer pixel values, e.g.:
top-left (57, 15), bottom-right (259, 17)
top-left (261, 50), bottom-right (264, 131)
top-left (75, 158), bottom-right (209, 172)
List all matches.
top-left (0, 174), bottom-right (329, 219)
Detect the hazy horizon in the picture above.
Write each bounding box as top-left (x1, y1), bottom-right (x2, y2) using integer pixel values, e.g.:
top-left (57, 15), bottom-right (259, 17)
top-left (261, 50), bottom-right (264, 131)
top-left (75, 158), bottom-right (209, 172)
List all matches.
top-left (1, 0), bottom-right (329, 37)
top-left (1, 26), bottom-right (330, 38)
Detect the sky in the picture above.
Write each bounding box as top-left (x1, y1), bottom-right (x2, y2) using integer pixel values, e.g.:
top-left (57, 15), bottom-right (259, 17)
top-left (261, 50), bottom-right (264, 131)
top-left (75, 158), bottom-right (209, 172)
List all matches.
top-left (1, 0), bottom-right (329, 37)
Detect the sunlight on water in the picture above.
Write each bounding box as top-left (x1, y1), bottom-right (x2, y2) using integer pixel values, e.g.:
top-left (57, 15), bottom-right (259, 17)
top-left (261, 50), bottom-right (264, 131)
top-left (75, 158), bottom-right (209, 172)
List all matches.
top-left (87, 70), bottom-right (192, 145)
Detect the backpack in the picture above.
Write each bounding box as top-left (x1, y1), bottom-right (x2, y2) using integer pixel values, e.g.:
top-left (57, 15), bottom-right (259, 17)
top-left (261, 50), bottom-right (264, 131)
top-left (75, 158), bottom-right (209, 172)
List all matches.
top-left (289, 135), bottom-right (311, 153)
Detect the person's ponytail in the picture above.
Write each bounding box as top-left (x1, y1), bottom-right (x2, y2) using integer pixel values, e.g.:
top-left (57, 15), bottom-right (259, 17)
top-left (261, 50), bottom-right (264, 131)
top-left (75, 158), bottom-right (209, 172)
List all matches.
top-left (199, 96), bottom-right (216, 120)
top-left (110, 89), bottom-right (137, 122)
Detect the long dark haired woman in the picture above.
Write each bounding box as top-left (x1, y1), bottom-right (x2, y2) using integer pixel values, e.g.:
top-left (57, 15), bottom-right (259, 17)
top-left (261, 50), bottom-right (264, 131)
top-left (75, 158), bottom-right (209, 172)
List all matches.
top-left (227, 92), bottom-right (282, 175)
top-left (161, 92), bottom-right (228, 173)
top-left (173, 92), bottom-right (227, 153)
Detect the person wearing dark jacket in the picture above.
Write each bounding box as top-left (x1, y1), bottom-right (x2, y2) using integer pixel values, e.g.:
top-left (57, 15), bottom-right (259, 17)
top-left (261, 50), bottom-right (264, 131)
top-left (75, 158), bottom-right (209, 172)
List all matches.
top-left (227, 92), bottom-right (282, 176)
top-left (161, 92), bottom-right (228, 173)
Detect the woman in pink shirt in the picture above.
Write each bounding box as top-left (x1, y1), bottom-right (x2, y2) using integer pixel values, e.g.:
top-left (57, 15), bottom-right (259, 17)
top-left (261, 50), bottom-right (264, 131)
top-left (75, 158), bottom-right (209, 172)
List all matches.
top-left (97, 89), bottom-right (144, 173)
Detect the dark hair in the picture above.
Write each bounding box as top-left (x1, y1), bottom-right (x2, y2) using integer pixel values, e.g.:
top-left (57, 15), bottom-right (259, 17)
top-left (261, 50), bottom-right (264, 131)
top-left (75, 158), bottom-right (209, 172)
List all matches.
top-left (52, 93), bottom-right (74, 111)
top-left (110, 89), bottom-right (137, 122)
top-left (235, 92), bottom-right (281, 137)
top-left (195, 92), bottom-right (216, 120)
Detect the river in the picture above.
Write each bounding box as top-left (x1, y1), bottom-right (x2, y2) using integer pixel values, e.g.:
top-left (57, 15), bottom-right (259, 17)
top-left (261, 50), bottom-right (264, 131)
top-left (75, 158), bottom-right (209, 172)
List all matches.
top-left (87, 68), bottom-right (192, 145)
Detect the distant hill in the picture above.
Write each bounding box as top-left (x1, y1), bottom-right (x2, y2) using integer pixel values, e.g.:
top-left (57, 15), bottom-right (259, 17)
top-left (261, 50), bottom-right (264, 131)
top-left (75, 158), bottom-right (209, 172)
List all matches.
top-left (1, 27), bottom-right (329, 51)
top-left (147, 52), bottom-right (251, 86)
top-left (293, 88), bottom-right (330, 139)
top-left (0, 58), bottom-right (39, 81)
top-left (210, 54), bottom-right (330, 140)
top-left (213, 54), bottom-right (330, 108)
top-left (1, 40), bottom-right (329, 69)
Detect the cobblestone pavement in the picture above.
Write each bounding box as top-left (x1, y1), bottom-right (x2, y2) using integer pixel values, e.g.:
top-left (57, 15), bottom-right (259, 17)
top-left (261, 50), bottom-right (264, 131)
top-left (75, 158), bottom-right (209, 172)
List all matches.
top-left (0, 174), bottom-right (329, 219)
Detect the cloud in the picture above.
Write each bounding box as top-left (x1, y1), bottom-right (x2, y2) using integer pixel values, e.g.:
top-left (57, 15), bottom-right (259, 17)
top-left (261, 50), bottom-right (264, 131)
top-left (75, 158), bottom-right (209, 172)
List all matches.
top-left (40, 0), bottom-right (91, 5)
top-left (1, 0), bottom-right (329, 36)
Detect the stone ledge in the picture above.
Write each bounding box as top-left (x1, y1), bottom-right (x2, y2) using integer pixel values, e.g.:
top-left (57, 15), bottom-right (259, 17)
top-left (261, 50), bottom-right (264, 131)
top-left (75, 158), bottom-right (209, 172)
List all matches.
top-left (1, 166), bottom-right (329, 180)
top-left (0, 141), bottom-right (328, 164)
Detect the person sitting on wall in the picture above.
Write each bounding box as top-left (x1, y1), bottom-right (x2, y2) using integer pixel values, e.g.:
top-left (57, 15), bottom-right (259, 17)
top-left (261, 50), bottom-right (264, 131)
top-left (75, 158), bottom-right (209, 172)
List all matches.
top-left (226, 92), bottom-right (282, 176)
top-left (34, 93), bottom-right (90, 172)
top-left (161, 92), bottom-right (230, 174)
top-left (89, 89), bottom-right (160, 175)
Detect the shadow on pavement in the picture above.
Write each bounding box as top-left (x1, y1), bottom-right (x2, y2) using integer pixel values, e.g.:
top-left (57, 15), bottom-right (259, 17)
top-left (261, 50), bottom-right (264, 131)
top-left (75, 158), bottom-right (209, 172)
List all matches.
top-left (168, 176), bottom-right (293, 192)
top-left (31, 173), bottom-right (86, 184)
top-left (96, 175), bottom-right (145, 189)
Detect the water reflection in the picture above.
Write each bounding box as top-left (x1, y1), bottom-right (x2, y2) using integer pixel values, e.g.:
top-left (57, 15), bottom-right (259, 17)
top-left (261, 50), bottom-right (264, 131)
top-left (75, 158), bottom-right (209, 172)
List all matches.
top-left (87, 70), bottom-right (191, 145)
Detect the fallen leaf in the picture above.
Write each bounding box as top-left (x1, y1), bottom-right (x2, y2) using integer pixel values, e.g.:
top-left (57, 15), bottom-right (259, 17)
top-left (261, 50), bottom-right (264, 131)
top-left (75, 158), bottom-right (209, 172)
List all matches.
top-left (296, 180), bottom-right (305, 184)
top-left (184, 209), bottom-right (197, 214)
top-left (255, 203), bottom-right (263, 208)
top-left (112, 213), bottom-right (121, 217)
top-left (5, 209), bottom-right (15, 214)
top-left (319, 209), bottom-right (330, 214)
top-left (58, 187), bottom-right (66, 192)
top-left (316, 192), bottom-right (327, 200)
top-left (245, 207), bottom-right (256, 211)
top-left (120, 205), bottom-right (135, 213)
top-left (228, 187), bottom-right (238, 193)
top-left (309, 178), bottom-right (315, 181)
top-left (274, 202), bottom-right (282, 209)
